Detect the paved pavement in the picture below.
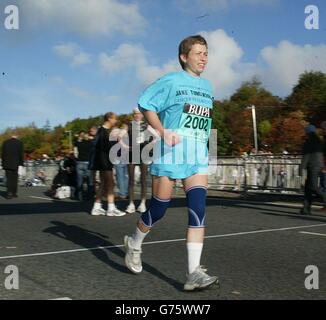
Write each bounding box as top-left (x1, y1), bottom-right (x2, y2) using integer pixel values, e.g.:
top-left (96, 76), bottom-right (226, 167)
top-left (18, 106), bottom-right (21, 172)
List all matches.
top-left (0, 185), bottom-right (325, 300)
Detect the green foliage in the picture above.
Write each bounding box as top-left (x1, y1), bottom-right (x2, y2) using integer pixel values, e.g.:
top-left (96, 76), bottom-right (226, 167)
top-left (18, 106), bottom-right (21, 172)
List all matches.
top-left (212, 101), bottom-right (233, 155)
top-left (1, 72), bottom-right (325, 157)
top-left (286, 71), bottom-right (326, 123)
top-left (230, 78), bottom-right (282, 109)
top-left (258, 120), bottom-right (272, 137)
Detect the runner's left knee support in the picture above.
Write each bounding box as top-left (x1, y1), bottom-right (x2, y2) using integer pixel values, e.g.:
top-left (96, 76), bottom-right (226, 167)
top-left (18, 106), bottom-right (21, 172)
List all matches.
top-left (186, 186), bottom-right (207, 228)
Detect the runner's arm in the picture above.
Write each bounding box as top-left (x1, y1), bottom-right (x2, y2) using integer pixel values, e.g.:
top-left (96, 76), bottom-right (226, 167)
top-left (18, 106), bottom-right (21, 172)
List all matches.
top-left (142, 111), bottom-right (165, 137)
top-left (142, 111), bottom-right (180, 147)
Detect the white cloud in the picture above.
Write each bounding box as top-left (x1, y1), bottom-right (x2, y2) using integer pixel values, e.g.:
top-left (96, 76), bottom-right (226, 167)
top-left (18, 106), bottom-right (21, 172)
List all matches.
top-left (97, 30), bottom-right (254, 97)
top-left (200, 29), bottom-right (246, 97)
top-left (98, 30), bottom-right (326, 99)
top-left (203, 34), bottom-right (326, 98)
top-left (99, 44), bottom-right (148, 74)
top-left (257, 41), bottom-right (326, 96)
top-left (21, 0), bottom-right (147, 37)
top-left (53, 43), bottom-right (91, 67)
top-left (98, 44), bottom-right (180, 85)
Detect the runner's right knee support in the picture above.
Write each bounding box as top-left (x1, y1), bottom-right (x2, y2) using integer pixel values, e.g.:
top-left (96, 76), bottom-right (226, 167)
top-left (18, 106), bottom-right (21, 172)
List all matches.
top-left (140, 196), bottom-right (170, 228)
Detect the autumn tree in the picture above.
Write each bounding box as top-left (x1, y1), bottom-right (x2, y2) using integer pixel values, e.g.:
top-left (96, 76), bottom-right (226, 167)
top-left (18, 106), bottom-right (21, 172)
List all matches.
top-left (224, 79), bottom-right (283, 154)
top-left (265, 111), bottom-right (307, 153)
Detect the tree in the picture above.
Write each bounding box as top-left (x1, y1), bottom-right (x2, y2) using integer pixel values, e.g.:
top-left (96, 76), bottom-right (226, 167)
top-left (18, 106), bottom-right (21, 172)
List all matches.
top-left (42, 119), bottom-right (52, 133)
top-left (265, 111), bottom-right (307, 153)
top-left (258, 120), bottom-right (272, 150)
top-left (211, 101), bottom-right (232, 155)
top-left (226, 105), bottom-right (254, 155)
top-left (286, 71), bottom-right (326, 124)
top-left (224, 79), bottom-right (287, 154)
top-left (231, 78), bottom-right (282, 109)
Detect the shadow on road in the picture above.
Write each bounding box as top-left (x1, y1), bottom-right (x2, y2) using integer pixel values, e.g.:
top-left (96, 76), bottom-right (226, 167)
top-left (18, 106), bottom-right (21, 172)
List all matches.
top-left (0, 190), bottom-right (8, 199)
top-left (43, 221), bottom-right (184, 292)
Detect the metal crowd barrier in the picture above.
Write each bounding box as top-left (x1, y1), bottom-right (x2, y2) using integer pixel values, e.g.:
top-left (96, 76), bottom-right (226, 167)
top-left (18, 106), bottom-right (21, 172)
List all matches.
top-left (207, 155), bottom-right (303, 194)
top-left (0, 155), bottom-right (304, 194)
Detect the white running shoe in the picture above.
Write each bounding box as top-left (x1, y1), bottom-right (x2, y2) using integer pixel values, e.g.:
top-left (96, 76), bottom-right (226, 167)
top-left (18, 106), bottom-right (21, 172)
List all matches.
top-left (125, 203), bottom-right (136, 214)
top-left (106, 207), bottom-right (126, 217)
top-left (184, 266), bottom-right (219, 291)
top-left (136, 202), bottom-right (147, 213)
top-left (124, 235), bottom-right (142, 274)
top-left (91, 207), bottom-right (106, 216)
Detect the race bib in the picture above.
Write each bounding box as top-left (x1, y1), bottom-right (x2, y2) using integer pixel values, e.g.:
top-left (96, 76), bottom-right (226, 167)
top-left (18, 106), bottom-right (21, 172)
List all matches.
top-left (177, 103), bottom-right (212, 142)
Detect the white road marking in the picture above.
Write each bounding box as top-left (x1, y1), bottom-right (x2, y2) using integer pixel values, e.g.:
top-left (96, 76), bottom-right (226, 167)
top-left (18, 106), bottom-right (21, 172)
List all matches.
top-left (29, 196), bottom-right (53, 201)
top-left (49, 297), bottom-right (72, 300)
top-left (299, 231), bottom-right (326, 237)
top-left (208, 197), bottom-right (323, 210)
top-left (28, 194), bottom-right (323, 210)
top-left (1, 223), bottom-right (326, 260)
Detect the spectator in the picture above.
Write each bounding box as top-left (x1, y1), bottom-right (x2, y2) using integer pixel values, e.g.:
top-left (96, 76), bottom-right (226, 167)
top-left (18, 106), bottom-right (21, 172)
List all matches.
top-left (89, 126), bottom-right (97, 140)
top-left (113, 123), bottom-right (129, 200)
top-left (320, 121), bottom-right (326, 194)
top-left (299, 124), bottom-right (326, 215)
top-left (63, 151), bottom-right (77, 198)
top-left (36, 170), bottom-right (46, 185)
top-left (74, 131), bottom-right (94, 200)
top-left (125, 107), bottom-right (155, 214)
top-left (277, 167), bottom-right (287, 189)
top-left (89, 112), bottom-right (126, 216)
top-left (1, 135), bottom-right (24, 199)
top-left (87, 126), bottom-right (99, 194)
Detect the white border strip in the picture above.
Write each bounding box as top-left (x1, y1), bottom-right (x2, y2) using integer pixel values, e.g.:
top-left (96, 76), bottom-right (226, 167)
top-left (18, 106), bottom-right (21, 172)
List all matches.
top-left (207, 196), bottom-right (324, 209)
top-left (28, 195), bottom-right (324, 211)
top-left (1, 223), bottom-right (326, 260)
top-left (299, 231), bottom-right (326, 237)
top-left (29, 196), bottom-right (54, 201)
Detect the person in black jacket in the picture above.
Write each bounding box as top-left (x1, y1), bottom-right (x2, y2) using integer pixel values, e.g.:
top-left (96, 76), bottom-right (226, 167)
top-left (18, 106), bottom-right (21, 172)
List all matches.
top-left (74, 131), bottom-right (94, 200)
top-left (320, 121), bottom-right (326, 192)
top-left (299, 124), bottom-right (326, 215)
top-left (1, 135), bottom-right (24, 199)
top-left (89, 112), bottom-right (126, 217)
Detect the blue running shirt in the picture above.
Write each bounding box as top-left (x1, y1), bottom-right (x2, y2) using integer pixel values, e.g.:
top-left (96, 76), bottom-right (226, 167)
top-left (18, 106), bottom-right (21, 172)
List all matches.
top-left (138, 71), bottom-right (213, 179)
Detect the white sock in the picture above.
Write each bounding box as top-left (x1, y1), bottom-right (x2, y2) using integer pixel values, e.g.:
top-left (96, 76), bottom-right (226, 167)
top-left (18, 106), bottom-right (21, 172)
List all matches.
top-left (129, 201), bottom-right (135, 207)
top-left (187, 242), bottom-right (203, 274)
top-left (131, 227), bottom-right (149, 250)
top-left (94, 202), bottom-right (102, 209)
top-left (108, 203), bottom-right (115, 211)
top-left (140, 199), bottom-right (146, 206)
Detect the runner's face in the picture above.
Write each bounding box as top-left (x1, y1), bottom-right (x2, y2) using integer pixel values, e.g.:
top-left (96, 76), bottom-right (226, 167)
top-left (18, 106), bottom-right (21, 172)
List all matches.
top-left (181, 43), bottom-right (208, 77)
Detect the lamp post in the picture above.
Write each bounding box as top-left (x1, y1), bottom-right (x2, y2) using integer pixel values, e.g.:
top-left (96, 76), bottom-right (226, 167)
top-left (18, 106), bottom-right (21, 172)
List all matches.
top-left (250, 105), bottom-right (258, 154)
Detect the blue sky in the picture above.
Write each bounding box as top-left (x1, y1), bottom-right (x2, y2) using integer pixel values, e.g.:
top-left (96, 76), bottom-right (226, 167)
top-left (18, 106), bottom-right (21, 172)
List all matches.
top-left (0, 0), bottom-right (325, 130)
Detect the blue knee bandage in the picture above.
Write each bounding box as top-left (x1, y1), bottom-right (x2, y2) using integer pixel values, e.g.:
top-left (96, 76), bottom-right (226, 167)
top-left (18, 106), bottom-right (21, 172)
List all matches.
top-left (140, 196), bottom-right (170, 228)
top-left (186, 186), bottom-right (207, 228)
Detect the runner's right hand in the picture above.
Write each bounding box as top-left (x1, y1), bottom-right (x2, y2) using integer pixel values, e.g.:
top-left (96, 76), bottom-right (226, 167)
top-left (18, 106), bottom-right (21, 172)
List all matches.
top-left (162, 129), bottom-right (181, 147)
